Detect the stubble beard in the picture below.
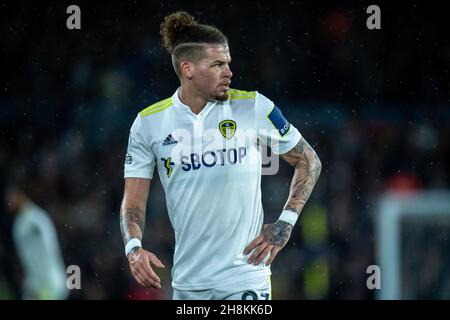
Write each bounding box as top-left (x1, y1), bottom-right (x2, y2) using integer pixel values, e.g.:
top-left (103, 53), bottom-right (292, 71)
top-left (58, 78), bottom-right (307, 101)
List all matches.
top-left (214, 91), bottom-right (229, 101)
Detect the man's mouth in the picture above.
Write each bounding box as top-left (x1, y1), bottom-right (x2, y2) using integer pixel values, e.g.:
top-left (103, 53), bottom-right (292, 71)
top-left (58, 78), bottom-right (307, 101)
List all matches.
top-left (220, 82), bottom-right (231, 90)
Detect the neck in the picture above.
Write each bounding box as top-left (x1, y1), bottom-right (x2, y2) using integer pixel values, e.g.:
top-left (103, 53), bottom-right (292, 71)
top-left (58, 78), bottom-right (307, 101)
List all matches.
top-left (13, 196), bottom-right (32, 216)
top-left (178, 85), bottom-right (208, 115)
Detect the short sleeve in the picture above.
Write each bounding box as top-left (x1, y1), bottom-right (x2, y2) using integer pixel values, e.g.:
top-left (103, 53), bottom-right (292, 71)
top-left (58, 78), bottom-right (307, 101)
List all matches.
top-left (255, 92), bottom-right (302, 154)
top-left (124, 115), bottom-right (156, 179)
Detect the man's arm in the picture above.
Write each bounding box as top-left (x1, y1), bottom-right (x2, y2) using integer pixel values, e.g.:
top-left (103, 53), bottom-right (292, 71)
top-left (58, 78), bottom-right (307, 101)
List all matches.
top-left (120, 178), bottom-right (165, 288)
top-left (120, 178), bottom-right (149, 245)
top-left (244, 137), bottom-right (322, 266)
top-left (281, 137), bottom-right (322, 215)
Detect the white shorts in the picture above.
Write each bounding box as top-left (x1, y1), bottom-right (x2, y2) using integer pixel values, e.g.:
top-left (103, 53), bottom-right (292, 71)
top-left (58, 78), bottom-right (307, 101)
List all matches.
top-left (173, 276), bottom-right (272, 300)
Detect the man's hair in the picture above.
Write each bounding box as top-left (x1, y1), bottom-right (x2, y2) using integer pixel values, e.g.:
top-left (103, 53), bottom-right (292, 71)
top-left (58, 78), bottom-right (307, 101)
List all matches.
top-left (4, 163), bottom-right (38, 199)
top-left (160, 11), bottom-right (228, 76)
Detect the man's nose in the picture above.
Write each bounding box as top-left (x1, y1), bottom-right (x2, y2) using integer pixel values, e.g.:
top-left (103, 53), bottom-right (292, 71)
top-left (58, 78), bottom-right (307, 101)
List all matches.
top-left (224, 65), bottom-right (233, 78)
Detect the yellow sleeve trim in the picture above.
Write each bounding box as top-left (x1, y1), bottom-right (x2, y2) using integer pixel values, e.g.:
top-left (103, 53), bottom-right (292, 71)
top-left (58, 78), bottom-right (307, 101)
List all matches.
top-left (139, 97), bottom-right (173, 117)
top-left (228, 88), bottom-right (256, 100)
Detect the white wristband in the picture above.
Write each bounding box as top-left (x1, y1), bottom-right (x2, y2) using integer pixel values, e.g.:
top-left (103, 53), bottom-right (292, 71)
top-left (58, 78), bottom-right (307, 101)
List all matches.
top-left (125, 238), bottom-right (142, 257)
top-left (278, 210), bottom-right (299, 226)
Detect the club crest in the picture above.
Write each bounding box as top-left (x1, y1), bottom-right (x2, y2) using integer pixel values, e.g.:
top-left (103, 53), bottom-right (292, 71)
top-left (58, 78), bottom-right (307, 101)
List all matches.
top-left (219, 120), bottom-right (236, 140)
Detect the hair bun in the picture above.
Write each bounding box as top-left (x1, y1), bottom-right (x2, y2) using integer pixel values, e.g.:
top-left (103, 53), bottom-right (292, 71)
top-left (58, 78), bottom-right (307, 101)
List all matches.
top-left (160, 11), bottom-right (198, 54)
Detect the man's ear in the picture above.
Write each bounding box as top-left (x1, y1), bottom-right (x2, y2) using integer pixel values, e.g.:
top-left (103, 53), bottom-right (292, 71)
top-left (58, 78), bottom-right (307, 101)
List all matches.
top-left (180, 61), bottom-right (194, 79)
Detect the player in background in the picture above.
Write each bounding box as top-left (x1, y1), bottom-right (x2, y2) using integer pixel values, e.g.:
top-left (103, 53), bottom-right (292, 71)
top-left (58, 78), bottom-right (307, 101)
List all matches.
top-left (4, 183), bottom-right (68, 300)
top-left (120, 11), bottom-right (322, 300)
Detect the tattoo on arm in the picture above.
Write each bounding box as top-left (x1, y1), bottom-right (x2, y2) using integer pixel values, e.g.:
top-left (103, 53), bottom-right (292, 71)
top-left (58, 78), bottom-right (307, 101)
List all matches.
top-left (263, 221), bottom-right (293, 248)
top-left (281, 138), bottom-right (322, 215)
top-left (120, 205), bottom-right (145, 245)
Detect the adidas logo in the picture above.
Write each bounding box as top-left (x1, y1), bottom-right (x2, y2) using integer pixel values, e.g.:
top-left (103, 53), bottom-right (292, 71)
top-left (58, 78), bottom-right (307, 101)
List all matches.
top-left (162, 134), bottom-right (178, 146)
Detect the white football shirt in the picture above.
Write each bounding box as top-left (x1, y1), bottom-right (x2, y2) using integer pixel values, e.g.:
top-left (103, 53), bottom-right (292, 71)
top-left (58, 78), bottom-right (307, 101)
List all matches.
top-left (124, 88), bottom-right (301, 290)
top-left (13, 202), bottom-right (68, 299)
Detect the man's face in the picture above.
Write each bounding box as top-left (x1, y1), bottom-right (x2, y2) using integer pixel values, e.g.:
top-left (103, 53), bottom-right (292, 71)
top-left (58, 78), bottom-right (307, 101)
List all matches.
top-left (4, 185), bottom-right (19, 215)
top-left (191, 44), bottom-right (233, 101)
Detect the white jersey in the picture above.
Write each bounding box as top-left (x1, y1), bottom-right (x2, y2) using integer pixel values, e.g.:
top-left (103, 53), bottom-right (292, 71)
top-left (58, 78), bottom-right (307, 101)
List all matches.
top-left (124, 88), bottom-right (301, 290)
top-left (13, 202), bottom-right (68, 299)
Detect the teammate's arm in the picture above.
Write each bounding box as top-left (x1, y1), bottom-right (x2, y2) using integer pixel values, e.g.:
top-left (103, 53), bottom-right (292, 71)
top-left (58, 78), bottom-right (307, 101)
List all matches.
top-left (120, 178), bottom-right (165, 288)
top-left (245, 137), bottom-right (321, 266)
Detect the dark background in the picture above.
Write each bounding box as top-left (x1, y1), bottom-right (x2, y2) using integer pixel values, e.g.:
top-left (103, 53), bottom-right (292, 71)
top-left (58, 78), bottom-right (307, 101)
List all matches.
top-left (0, 0), bottom-right (449, 299)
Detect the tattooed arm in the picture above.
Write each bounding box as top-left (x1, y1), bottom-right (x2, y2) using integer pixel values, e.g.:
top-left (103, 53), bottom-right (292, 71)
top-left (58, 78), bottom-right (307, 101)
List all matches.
top-left (281, 137), bottom-right (322, 214)
top-left (244, 137), bottom-right (321, 266)
top-left (120, 178), bottom-right (165, 288)
top-left (120, 178), bottom-right (150, 245)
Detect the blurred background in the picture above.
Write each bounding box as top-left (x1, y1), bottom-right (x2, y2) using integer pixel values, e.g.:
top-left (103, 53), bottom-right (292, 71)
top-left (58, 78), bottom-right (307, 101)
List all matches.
top-left (1, 1), bottom-right (449, 299)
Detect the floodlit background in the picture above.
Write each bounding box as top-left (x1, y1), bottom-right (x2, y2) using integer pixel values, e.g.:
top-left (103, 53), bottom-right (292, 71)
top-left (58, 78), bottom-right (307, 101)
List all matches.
top-left (1, 1), bottom-right (449, 299)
